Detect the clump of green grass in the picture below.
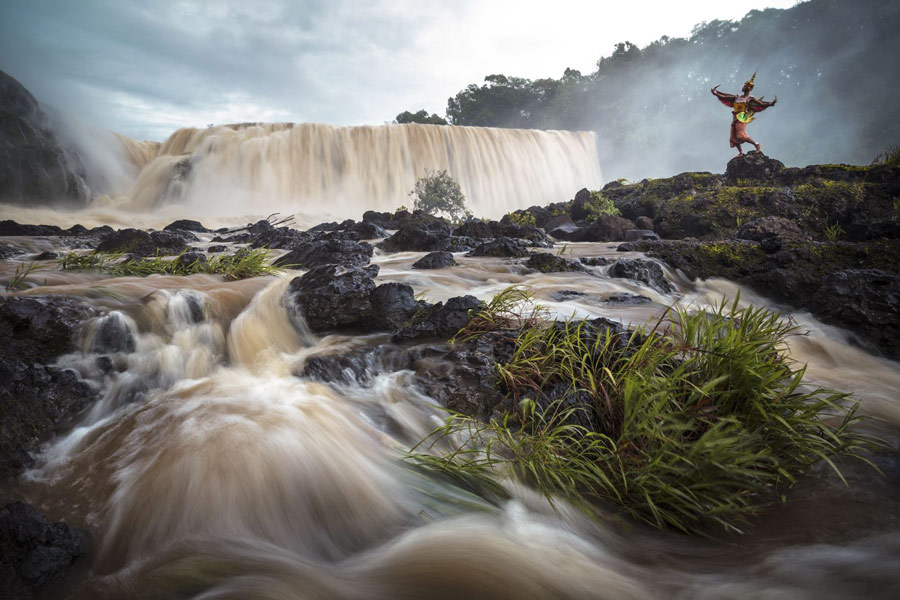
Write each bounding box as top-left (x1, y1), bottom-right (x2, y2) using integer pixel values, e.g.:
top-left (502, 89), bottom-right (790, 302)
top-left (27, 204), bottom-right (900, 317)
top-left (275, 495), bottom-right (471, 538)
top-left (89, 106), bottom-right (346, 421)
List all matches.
top-left (415, 291), bottom-right (880, 535)
top-left (59, 248), bottom-right (285, 280)
top-left (4, 262), bottom-right (44, 291)
top-left (824, 222), bottom-right (845, 242)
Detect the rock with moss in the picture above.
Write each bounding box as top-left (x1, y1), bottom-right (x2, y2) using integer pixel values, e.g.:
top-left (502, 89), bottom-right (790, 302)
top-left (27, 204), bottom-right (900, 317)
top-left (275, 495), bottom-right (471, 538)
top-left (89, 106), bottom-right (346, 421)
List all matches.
top-left (631, 238), bottom-right (900, 358)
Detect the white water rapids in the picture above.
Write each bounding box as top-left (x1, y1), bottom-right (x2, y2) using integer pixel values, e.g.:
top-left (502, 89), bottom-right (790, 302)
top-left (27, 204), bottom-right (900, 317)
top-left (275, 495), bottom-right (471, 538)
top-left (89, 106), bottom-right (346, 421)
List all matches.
top-left (3, 238), bottom-right (900, 600)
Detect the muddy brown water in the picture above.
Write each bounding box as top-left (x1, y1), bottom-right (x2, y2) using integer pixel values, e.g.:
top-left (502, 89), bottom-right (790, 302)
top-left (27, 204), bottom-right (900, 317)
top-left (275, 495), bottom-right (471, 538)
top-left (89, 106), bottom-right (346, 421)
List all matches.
top-left (3, 237), bottom-right (899, 599)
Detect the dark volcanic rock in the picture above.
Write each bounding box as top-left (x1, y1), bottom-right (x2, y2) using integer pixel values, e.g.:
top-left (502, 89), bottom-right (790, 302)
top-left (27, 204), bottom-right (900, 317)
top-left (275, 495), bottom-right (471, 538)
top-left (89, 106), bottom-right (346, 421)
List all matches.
top-left (286, 264), bottom-right (379, 332)
top-left (393, 295), bottom-right (481, 342)
top-left (273, 239), bottom-right (373, 269)
top-left (33, 251), bottom-right (59, 261)
top-left (163, 219), bottom-right (210, 233)
top-left (0, 296), bottom-right (97, 475)
top-left (736, 216), bottom-right (810, 252)
top-left (339, 221), bottom-right (388, 240)
top-left (546, 215), bottom-right (585, 241)
top-left (583, 215), bottom-right (635, 242)
top-left (174, 251), bottom-right (207, 269)
top-left (0, 221), bottom-right (64, 236)
top-left (369, 283), bottom-right (420, 331)
top-left (814, 269), bottom-right (900, 354)
top-left (362, 210), bottom-right (397, 230)
top-left (624, 229), bottom-right (660, 242)
top-left (604, 293), bottom-right (652, 305)
top-left (467, 237), bottom-right (529, 258)
top-left (609, 258), bottom-right (672, 294)
top-left (0, 70), bottom-right (90, 208)
top-left (725, 151), bottom-right (786, 182)
top-left (569, 188), bottom-right (593, 221)
top-left (0, 502), bottom-right (86, 600)
top-left (410, 335), bottom-right (512, 419)
top-left (453, 221), bottom-right (493, 239)
top-left (525, 252), bottom-right (585, 273)
top-left (631, 238), bottom-right (900, 358)
top-left (95, 229), bottom-right (194, 256)
top-left (207, 245), bottom-right (227, 253)
top-left (579, 256), bottom-right (612, 267)
top-left (635, 216), bottom-right (654, 230)
top-left (378, 213), bottom-right (452, 252)
top-left (249, 227), bottom-right (309, 250)
top-left (412, 251), bottom-right (456, 269)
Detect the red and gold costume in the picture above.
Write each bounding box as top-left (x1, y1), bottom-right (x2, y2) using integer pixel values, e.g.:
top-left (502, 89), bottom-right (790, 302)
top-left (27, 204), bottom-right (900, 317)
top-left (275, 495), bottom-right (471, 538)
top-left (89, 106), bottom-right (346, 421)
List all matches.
top-left (711, 73), bottom-right (777, 150)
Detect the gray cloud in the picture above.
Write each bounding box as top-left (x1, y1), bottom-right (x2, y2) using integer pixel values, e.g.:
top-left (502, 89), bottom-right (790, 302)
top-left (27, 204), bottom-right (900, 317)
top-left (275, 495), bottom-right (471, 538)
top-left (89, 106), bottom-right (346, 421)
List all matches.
top-left (0, 0), bottom-right (795, 141)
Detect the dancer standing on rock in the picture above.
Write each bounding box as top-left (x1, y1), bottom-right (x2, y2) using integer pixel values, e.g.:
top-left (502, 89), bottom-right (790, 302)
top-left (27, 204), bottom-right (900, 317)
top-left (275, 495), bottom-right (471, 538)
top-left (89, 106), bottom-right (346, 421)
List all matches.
top-left (711, 72), bottom-right (777, 155)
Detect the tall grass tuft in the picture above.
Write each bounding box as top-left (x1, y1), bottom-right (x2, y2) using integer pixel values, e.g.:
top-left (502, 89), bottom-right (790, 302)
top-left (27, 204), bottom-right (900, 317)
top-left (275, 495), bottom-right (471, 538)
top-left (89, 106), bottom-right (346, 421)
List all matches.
top-left (59, 249), bottom-right (285, 280)
top-left (415, 291), bottom-right (880, 535)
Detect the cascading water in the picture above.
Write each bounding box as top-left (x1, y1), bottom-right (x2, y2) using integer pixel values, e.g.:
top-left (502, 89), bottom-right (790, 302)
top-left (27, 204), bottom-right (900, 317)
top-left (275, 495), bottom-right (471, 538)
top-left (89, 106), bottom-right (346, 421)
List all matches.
top-left (7, 238), bottom-right (900, 599)
top-left (125, 122), bottom-right (603, 221)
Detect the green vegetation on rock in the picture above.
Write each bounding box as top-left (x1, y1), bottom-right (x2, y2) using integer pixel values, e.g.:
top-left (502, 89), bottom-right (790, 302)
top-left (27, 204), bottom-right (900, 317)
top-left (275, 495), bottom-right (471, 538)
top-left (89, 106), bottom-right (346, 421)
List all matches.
top-left (413, 288), bottom-right (879, 535)
top-left (59, 248), bottom-right (284, 280)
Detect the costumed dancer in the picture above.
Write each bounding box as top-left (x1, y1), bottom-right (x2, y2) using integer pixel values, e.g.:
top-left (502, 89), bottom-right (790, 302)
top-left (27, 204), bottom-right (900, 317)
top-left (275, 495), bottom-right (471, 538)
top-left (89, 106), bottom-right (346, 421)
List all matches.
top-left (711, 72), bottom-right (777, 156)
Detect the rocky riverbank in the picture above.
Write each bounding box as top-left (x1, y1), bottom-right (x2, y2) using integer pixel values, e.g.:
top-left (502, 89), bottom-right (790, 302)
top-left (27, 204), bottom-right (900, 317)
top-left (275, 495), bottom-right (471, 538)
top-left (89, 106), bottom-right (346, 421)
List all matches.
top-left (1, 150), bottom-right (898, 596)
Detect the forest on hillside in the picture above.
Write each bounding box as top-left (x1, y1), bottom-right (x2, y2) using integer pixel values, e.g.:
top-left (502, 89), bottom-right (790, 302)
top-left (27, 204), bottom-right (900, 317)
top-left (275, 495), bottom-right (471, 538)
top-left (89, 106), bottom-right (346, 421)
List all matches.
top-left (400, 0), bottom-right (900, 179)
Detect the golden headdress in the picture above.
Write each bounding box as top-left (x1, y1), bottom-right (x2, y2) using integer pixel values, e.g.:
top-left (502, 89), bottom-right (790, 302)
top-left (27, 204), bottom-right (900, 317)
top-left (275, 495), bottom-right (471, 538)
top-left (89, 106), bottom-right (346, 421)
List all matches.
top-left (743, 71), bottom-right (757, 90)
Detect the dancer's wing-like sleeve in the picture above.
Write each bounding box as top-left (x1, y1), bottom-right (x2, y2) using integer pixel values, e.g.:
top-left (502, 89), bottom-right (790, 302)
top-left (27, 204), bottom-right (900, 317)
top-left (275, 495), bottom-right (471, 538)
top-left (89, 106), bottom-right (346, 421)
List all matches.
top-left (748, 96), bottom-right (775, 112)
top-left (712, 88), bottom-right (736, 108)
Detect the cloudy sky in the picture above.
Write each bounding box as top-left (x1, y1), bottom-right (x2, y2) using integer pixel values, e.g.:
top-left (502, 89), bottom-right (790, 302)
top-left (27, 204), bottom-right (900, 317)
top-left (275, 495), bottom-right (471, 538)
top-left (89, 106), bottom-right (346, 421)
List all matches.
top-left (1, 0), bottom-right (795, 141)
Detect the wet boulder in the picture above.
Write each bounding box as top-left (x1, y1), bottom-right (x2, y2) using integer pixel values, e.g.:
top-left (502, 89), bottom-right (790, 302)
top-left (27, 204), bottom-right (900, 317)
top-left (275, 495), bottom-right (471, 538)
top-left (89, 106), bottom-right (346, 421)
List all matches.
top-left (286, 264), bottom-right (379, 332)
top-left (545, 215), bottom-right (585, 242)
top-left (368, 282), bottom-right (421, 331)
top-left (467, 237), bottom-right (530, 258)
top-left (95, 228), bottom-right (193, 256)
top-left (339, 221), bottom-right (388, 241)
top-left (0, 296), bottom-right (98, 475)
top-left (249, 227), bottom-right (309, 250)
top-left (412, 251), bottom-right (457, 269)
top-left (173, 251), bottom-right (207, 270)
top-left (814, 269), bottom-right (900, 356)
top-left (583, 215), bottom-right (635, 242)
top-left (525, 252), bottom-right (586, 273)
top-left (378, 213), bottom-right (452, 252)
top-left (604, 293), bottom-right (652, 305)
top-left (393, 295), bottom-right (481, 342)
top-left (207, 245), bottom-right (227, 253)
top-left (0, 502), bottom-right (87, 600)
top-left (453, 221), bottom-right (493, 239)
top-left (580, 256), bottom-right (612, 267)
top-left (273, 239), bottom-right (373, 269)
top-left (0, 242), bottom-right (22, 259)
top-left (362, 210), bottom-right (397, 230)
top-left (163, 219), bottom-right (210, 233)
top-left (609, 258), bottom-right (673, 294)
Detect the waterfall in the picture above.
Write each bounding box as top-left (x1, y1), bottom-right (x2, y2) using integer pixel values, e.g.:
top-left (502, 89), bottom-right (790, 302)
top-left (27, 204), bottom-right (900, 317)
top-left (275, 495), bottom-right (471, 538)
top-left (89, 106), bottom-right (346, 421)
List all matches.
top-left (124, 122), bottom-right (602, 221)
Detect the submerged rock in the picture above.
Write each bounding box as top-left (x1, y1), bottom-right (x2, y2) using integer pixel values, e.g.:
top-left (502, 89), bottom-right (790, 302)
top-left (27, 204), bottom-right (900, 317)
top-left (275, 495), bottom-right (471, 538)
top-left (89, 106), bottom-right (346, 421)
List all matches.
top-left (412, 251), bottom-right (457, 269)
top-left (0, 502), bottom-right (86, 600)
top-left (609, 258), bottom-right (673, 294)
top-left (525, 252), bottom-right (585, 273)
